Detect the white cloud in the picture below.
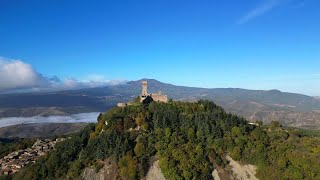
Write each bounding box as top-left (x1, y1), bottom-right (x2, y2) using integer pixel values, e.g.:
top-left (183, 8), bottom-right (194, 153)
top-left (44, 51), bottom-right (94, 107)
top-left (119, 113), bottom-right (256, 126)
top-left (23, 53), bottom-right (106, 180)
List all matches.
top-left (0, 57), bottom-right (127, 93)
top-left (0, 57), bottom-right (47, 90)
top-left (237, 0), bottom-right (291, 24)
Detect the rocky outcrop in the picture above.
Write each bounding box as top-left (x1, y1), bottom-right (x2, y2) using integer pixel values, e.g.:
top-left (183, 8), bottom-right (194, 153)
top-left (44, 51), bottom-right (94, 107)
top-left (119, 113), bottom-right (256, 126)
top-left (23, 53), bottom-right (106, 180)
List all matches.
top-left (212, 169), bottom-right (221, 180)
top-left (145, 160), bottom-right (166, 180)
top-left (226, 155), bottom-right (258, 180)
top-left (82, 159), bottom-right (119, 180)
top-left (82, 159), bottom-right (166, 180)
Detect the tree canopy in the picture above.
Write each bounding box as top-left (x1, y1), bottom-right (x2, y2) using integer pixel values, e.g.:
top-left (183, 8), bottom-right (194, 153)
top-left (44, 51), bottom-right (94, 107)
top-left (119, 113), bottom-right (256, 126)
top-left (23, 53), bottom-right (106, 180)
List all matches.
top-left (9, 100), bottom-right (320, 180)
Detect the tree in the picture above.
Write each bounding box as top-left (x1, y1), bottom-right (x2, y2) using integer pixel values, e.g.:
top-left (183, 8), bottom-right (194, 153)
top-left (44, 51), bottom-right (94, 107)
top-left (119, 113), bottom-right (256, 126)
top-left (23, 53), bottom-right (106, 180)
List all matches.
top-left (134, 142), bottom-right (145, 157)
top-left (119, 154), bottom-right (138, 180)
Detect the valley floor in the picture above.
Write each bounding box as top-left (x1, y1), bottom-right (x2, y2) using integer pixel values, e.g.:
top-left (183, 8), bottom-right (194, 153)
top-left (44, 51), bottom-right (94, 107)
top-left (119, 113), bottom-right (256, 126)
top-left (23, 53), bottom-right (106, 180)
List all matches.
top-left (0, 123), bottom-right (89, 138)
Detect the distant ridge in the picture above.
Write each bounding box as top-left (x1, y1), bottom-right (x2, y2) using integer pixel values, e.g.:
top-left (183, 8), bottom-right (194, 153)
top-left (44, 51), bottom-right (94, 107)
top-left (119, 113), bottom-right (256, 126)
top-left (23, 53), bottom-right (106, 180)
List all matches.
top-left (0, 78), bottom-right (319, 129)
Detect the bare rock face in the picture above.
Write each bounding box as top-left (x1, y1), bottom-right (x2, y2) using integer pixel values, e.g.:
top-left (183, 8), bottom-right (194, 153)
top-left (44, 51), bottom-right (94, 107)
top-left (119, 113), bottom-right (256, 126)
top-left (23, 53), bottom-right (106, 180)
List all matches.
top-left (226, 155), bottom-right (258, 180)
top-left (82, 168), bottom-right (105, 180)
top-left (82, 159), bottom-right (119, 180)
top-left (81, 159), bottom-right (166, 180)
top-left (212, 169), bottom-right (221, 180)
top-left (145, 160), bottom-right (166, 180)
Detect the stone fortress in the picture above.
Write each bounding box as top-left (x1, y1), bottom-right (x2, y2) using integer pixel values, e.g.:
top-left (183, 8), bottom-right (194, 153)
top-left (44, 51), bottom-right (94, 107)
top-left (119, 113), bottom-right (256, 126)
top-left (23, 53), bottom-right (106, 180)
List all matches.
top-left (117, 80), bottom-right (168, 107)
top-left (140, 81), bottom-right (168, 103)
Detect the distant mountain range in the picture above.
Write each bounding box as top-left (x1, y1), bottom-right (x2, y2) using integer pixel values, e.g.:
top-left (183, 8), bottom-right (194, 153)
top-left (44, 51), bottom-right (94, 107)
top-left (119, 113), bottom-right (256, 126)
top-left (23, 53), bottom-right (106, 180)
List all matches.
top-left (1, 79), bottom-right (320, 129)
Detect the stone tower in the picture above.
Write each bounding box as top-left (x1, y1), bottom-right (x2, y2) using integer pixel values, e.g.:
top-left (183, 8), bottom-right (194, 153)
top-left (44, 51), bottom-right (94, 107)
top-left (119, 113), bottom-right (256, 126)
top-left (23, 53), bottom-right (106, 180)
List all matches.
top-left (141, 81), bottom-right (148, 97)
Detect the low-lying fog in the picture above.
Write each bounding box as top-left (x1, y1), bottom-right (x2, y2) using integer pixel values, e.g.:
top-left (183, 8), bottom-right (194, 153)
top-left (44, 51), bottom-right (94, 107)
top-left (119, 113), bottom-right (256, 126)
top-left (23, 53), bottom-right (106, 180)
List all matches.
top-left (0, 112), bottom-right (100, 128)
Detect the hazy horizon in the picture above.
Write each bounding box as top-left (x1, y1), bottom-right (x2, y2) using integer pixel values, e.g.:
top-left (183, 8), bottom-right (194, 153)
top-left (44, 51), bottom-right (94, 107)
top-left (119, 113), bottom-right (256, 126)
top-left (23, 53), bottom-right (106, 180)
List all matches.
top-left (0, 77), bottom-right (318, 97)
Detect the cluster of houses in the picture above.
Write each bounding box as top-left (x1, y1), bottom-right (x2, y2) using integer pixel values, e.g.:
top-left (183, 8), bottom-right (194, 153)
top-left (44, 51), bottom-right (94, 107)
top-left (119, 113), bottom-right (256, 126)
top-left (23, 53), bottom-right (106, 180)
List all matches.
top-left (0, 138), bottom-right (66, 176)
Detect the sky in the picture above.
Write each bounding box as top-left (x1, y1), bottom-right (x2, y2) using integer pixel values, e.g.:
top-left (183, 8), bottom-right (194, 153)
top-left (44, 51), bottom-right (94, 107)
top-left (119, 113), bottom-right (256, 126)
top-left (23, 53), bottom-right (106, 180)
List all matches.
top-left (0, 0), bottom-right (320, 95)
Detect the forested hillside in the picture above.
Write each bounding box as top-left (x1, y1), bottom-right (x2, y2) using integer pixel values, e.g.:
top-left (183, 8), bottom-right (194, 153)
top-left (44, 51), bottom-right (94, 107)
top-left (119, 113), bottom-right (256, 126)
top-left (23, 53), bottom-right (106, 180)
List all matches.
top-left (8, 100), bottom-right (320, 180)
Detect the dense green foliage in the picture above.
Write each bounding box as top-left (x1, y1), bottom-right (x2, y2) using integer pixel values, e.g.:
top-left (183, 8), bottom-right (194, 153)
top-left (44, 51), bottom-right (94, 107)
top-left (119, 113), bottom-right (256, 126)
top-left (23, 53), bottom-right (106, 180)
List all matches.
top-left (12, 100), bottom-right (320, 180)
top-left (0, 138), bottom-right (35, 159)
top-left (221, 122), bottom-right (320, 179)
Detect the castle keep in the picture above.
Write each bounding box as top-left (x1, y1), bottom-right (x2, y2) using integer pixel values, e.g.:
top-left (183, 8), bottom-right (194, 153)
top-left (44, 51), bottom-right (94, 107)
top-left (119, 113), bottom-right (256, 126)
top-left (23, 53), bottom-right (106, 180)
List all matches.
top-left (140, 81), bottom-right (168, 103)
top-left (117, 80), bottom-right (168, 107)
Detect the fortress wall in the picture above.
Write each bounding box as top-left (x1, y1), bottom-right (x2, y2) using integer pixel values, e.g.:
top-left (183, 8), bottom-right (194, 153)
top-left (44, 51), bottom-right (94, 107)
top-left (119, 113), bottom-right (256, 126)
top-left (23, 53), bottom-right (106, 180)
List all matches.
top-left (151, 94), bottom-right (168, 103)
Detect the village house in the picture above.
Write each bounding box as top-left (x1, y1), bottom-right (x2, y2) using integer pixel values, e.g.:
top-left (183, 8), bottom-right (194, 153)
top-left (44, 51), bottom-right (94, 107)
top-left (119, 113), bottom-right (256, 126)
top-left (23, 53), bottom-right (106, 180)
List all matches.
top-left (0, 138), bottom-right (66, 176)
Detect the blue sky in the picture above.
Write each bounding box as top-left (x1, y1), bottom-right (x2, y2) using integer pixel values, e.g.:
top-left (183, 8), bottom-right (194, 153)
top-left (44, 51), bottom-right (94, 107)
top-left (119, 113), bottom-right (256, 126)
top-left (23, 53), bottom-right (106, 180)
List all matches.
top-left (0, 0), bottom-right (319, 95)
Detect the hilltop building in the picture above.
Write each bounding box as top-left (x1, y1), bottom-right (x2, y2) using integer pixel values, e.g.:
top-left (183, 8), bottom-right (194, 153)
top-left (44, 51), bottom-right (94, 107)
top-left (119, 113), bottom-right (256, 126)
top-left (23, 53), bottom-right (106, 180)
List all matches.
top-left (117, 80), bottom-right (168, 107)
top-left (140, 81), bottom-right (168, 103)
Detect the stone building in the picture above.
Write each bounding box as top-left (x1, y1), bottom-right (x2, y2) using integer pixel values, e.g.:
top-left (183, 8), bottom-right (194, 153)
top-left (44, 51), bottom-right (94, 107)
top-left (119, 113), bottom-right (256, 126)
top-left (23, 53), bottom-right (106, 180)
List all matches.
top-left (117, 80), bottom-right (168, 107)
top-left (150, 91), bottom-right (168, 102)
top-left (142, 81), bottom-right (148, 97)
top-left (140, 81), bottom-right (168, 103)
